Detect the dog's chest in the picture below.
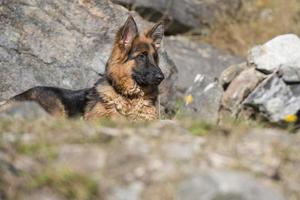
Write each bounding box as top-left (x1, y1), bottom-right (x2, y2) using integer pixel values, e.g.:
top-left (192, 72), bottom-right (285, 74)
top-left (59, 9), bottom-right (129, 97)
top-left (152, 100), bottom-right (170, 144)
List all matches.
top-left (109, 96), bottom-right (157, 120)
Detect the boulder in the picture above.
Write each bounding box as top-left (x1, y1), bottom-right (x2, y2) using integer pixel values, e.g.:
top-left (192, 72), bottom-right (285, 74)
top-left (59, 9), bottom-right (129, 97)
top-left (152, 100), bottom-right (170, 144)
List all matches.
top-left (0, 101), bottom-right (49, 119)
top-left (112, 0), bottom-right (242, 34)
top-left (243, 73), bottom-right (300, 123)
top-left (164, 36), bottom-right (243, 92)
top-left (249, 34), bottom-right (300, 82)
top-left (184, 75), bottom-right (223, 122)
top-left (0, 0), bottom-right (177, 115)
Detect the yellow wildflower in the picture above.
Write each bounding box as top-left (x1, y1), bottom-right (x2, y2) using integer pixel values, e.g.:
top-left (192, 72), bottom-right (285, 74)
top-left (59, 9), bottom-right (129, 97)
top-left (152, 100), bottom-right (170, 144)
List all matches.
top-left (185, 95), bottom-right (193, 105)
top-left (284, 114), bottom-right (298, 123)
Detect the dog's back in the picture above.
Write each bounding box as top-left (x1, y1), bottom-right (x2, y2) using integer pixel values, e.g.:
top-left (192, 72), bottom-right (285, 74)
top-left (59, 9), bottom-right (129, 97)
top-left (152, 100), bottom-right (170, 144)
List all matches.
top-left (4, 86), bottom-right (90, 117)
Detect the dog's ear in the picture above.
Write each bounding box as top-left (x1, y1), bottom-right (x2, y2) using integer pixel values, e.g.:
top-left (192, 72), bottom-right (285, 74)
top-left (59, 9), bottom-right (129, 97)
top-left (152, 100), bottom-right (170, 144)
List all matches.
top-left (119, 15), bottom-right (138, 48)
top-left (147, 22), bottom-right (164, 49)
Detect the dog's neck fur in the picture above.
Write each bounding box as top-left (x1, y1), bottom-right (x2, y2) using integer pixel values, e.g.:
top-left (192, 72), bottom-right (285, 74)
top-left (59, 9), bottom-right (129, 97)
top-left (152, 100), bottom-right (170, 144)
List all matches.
top-left (89, 78), bottom-right (158, 121)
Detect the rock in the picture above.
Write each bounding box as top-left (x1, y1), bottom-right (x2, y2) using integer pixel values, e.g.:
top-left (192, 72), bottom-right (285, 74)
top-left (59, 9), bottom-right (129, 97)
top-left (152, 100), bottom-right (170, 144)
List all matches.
top-left (112, 0), bottom-right (241, 34)
top-left (281, 65), bottom-right (300, 83)
top-left (164, 36), bottom-right (243, 92)
top-left (289, 84), bottom-right (300, 96)
top-left (14, 156), bottom-right (40, 172)
top-left (248, 34), bottom-right (300, 81)
top-left (221, 68), bottom-right (266, 115)
top-left (109, 182), bottom-right (144, 200)
top-left (162, 139), bottom-right (201, 161)
top-left (57, 144), bottom-right (106, 174)
top-left (157, 50), bottom-right (178, 116)
top-left (0, 0), bottom-right (177, 115)
top-left (23, 188), bottom-right (64, 200)
top-left (236, 128), bottom-right (293, 178)
top-left (184, 75), bottom-right (223, 122)
top-left (243, 73), bottom-right (300, 123)
top-left (176, 170), bottom-right (285, 200)
top-left (0, 101), bottom-right (49, 119)
top-left (219, 62), bottom-right (248, 90)
top-left (220, 34), bottom-right (300, 124)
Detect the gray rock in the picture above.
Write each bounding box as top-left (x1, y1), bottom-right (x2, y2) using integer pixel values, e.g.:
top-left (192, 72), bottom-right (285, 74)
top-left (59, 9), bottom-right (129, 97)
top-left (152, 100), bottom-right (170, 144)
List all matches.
top-left (109, 182), bottom-right (144, 200)
top-left (243, 73), bottom-right (300, 123)
top-left (289, 84), bottom-right (300, 96)
top-left (0, 0), bottom-right (177, 115)
top-left (157, 50), bottom-right (178, 116)
top-left (184, 75), bottom-right (223, 122)
top-left (176, 170), bottom-right (285, 200)
top-left (112, 0), bottom-right (241, 34)
top-left (164, 36), bottom-right (243, 91)
top-left (281, 65), bottom-right (300, 83)
top-left (0, 101), bottom-right (49, 119)
top-left (248, 34), bottom-right (300, 80)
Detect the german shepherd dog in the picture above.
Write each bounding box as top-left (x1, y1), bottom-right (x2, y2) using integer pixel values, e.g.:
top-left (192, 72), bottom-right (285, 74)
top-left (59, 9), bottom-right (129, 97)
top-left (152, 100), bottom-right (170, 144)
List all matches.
top-left (1, 16), bottom-right (165, 121)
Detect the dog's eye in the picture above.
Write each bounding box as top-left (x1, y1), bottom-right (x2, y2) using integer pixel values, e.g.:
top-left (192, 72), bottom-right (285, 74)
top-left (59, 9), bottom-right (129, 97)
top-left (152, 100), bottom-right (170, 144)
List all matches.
top-left (137, 52), bottom-right (147, 60)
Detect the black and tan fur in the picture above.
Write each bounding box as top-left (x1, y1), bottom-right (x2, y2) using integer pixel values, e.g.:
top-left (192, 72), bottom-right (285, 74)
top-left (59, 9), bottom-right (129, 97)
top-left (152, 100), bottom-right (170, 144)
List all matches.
top-left (1, 16), bottom-right (165, 121)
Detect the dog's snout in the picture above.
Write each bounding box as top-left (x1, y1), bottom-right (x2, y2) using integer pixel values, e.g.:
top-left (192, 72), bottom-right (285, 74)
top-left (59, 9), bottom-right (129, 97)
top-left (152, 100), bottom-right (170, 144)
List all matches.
top-left (155, 72), bottom-right (164, 82)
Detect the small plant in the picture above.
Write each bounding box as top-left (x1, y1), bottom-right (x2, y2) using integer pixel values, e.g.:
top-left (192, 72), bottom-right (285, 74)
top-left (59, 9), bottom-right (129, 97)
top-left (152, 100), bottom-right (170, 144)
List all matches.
top-left (16, 143), bottom-right (58, 160)
top-left (29, 167), bottom-right (99, 200)
top-left (187, 121), bottom-right (214, 136)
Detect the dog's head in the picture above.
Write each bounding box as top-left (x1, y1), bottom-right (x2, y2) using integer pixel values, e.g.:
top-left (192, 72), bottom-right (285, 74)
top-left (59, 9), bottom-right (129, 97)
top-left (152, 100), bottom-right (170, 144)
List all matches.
top-left (106, 16), bottom-right (164, 97)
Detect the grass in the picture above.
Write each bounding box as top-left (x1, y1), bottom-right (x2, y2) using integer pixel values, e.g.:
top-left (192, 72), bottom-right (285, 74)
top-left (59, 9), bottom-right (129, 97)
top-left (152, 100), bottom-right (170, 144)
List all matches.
top-left (28, 167), bottom-right (99, 200)
top-left (16, 142), bottom-right (58, 160)
top-left (186, 121), bottom-right (214, 136)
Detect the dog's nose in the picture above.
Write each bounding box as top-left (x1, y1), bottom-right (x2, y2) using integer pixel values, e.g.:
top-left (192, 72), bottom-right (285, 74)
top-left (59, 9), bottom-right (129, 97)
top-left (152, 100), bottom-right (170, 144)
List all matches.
top-left (155, 73), bottom-right (164, 82)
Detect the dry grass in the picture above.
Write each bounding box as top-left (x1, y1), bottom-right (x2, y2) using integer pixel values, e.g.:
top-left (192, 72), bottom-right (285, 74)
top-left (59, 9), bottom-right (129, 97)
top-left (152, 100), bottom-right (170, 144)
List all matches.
top-left (191, 0), bottom-right (300, 56)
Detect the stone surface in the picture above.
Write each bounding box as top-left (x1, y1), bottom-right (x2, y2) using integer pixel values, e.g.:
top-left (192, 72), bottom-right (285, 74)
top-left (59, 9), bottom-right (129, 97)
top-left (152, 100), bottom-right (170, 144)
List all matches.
top-left (235, 128), bottom-right (293, 178)
top-left (164, 36), bottom-right (243, 91)
top-left (0, 0), bottom-right (177, 114)
top-left (109, 182), bottom-right (144, 200)
top-left (0, 101), bottom-right (49, 119)
top-left (23, 189), bottom-right (64, 200)
top-left (184, 75), bottom-right (223, 122)
top-left (248, 34), bottom-right (300, 80)
top-left (219, 62), bottom-right (248, 90)
top-left (112, 0), bottom-right (241, 34)
top-left (243, 73), bottom-right (300, 123)
top-left (221, 68), bottom-right (266, 115)
top-left (281, 65), bottom-right (300, 83)
top-left (176, 171), bottom-right (285, 200)
top-left (157, 51), bottom-right (178, 116)
top-left (57, 144), bottom-right (106, 174)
